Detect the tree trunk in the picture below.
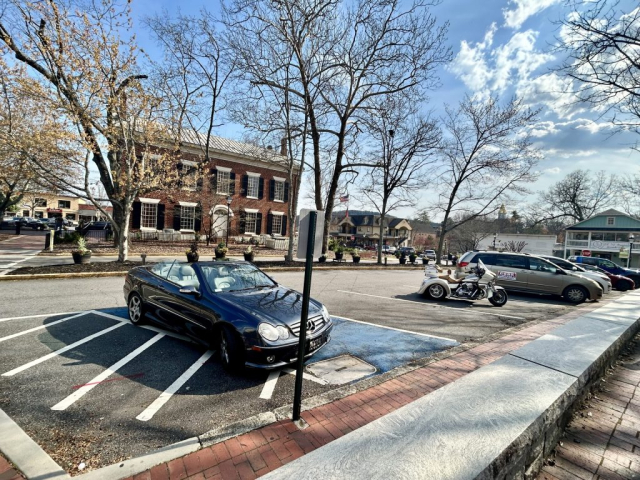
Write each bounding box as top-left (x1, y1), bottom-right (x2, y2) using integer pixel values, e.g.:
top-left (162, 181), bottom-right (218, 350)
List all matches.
top-left (377, 214), bottom-right (385, 264)
top-left (111, 202), bottom-right (131, 262)
top-left (436, 230), bottom-right (446, 265)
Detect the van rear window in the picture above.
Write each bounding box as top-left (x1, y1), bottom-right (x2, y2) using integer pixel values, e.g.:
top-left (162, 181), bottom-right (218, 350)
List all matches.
top-left (494, 255), bottom-right (529, 269)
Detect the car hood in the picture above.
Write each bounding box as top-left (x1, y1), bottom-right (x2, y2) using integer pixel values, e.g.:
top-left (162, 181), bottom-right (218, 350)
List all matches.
top-left (216, 285), bottom-right (324, 326)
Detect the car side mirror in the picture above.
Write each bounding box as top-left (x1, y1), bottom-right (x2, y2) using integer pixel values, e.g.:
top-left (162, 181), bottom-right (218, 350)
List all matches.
top-left (179, 286), bottom-right (201, 298)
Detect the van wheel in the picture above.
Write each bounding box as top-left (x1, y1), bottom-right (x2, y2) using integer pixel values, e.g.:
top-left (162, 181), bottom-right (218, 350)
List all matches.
top-left (564, 285), bottom-right (588, 304)
top-left (427, 284), bottom-right (447, 300)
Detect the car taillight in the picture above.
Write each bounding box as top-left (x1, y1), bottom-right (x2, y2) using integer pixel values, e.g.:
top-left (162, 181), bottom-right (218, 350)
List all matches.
top-left (459, 262), bottom-right (469, 268)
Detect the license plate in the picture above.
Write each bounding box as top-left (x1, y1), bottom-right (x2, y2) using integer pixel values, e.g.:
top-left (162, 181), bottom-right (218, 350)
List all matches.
top-left (308, 336), bottom-right (324, 352)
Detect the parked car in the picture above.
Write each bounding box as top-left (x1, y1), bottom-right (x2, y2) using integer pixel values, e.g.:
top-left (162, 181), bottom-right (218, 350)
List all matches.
top-left (387, 246), bottom-right (397, 254)
top-left (398, 247), bottom-right (416, 256)
top-left (78, 221), bottom-right (112, 234)
top-left (456, 251), bottom-right (603, 303)
top-left (28, 218), bottom-right (48, 230)
top-left (568, 256), bottom-right (640, 288)
top-left (537, 255), bottom-right (612, 294)
top-left (423, 250), bottom-right (436, 260)
top-left (124, 260), bottom-right (333, 371)
top-left (580, 264), bottom-right (636, 292)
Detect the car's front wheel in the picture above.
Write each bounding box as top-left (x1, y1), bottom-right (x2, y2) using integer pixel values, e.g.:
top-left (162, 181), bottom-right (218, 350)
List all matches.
top-left (563, 285), bottom-right (588, 304)
top-left (128, 293), bottom-right (145, 325)
top-left (218, 327), bottom-right (244, 372)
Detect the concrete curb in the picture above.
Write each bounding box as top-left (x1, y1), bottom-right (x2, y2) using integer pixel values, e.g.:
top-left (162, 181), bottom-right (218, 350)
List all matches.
top-left (0, 265), bottom-right (424, 281)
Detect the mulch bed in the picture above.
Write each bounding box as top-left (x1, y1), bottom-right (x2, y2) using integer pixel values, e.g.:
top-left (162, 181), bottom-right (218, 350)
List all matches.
top-left (0, 234), bottom-right (15, 242)
top-left (8, 259), bottom-right (423, 275)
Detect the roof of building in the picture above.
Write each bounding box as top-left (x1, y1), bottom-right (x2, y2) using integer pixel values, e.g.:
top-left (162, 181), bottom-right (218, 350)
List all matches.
top-left (180, 130), bottom-right (288, 166)
top-left (592, 209), bottom-right (628, 217)
top-left (567, 209), bottom-right (640, 231)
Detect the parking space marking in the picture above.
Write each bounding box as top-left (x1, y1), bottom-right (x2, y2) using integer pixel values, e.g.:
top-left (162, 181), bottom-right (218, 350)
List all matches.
top-left (259, 370), bottom-right (281, 400)
top-left (136, 349), bottom-right (214, 422)
top-left (0, 311), bottom-right (83, 323)
top-left (90, 310), bottom-right (195, 343)
top-left (336, 290), bottom-right (526, 321)
top-left (51, 333), bottom-right (165, 411)
top-left (283, 368), bottom-right (328, 385)
top-left (0, 312), bottom-right (89, 343)
top-left (2, 322), bottom-right (127, 377)
top-left (331, 315), bottom-right (457, 342)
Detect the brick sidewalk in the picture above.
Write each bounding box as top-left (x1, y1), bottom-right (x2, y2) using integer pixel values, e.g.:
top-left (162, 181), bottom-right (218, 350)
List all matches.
top-left (0, 455), bottom-right (24, 480)
top-left (121, 301), bottom-right (607, 480)
top-left (538, 335), bottom-right (640, 480)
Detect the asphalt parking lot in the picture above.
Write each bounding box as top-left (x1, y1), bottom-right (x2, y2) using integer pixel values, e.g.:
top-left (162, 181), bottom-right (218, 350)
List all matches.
top-left (0, 269), bottom-right (618, 473)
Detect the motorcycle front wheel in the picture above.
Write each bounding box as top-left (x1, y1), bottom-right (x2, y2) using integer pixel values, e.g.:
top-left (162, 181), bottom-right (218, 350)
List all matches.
top-left (489, 289), bottom-right (507, 307)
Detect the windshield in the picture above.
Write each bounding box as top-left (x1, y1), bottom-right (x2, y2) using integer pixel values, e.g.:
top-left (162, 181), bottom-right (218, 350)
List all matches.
top-left (200, 263), bottom-right (277, 292)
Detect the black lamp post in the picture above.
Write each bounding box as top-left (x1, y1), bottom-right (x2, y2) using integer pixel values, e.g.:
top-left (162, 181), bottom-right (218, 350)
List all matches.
top-left (226, 195), bottom-right (232, 247)
top-left (493, 233), bottom-right (497, 250)
top-left (628, 234), bottom-right (635, 268)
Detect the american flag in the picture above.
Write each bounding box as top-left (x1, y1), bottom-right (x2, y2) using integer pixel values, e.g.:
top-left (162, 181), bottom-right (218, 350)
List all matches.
top-left (339, 194), bottom-right (349, 203)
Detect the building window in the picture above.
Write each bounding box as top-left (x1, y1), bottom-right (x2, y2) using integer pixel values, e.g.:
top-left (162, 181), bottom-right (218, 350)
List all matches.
top-left (66, 214), bottom-right (76, 220)
top-left (245, 212), bottom-right (257, 234)
top-left (180, 166), bottom-right (198, 191)
top-left (180, 206), bottom-right (195, 231)
top-left (141, 202), bottom-right (157, 229)
top-left (217, 170), bottom-right (231, 195)
top-left (247, 176), bottom-right (259, 198)
top-left (272, 215), bottom-right (282, 235)
top-left (22, 210), bottom-right (29, 217)
top-left (35, 198), bottom-right (47, 207)
top-left (58, 200), bottom-right (71, 209)
top-left (607, 217), bottom-right (615, 226)
top-left (274, 180), bottom-right (284, 201)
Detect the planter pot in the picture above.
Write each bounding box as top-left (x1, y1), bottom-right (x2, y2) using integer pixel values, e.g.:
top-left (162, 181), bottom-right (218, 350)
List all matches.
top-left (352, 257), bottom-right (361, 264)
top-left (409, 255), bottom-right (417, 264)
top-left (244, 253), bottom-right (255, 262)
top-left (399, 257), bottom-right (407, 265)
top-left (215, 250), bottom-right (226, 259)
top-left (318, 256), bottom-right (327, 263)
top-left (186, 252), bottom-right (199, 262)
top-left (422, 258), bottom-right (429, 265)
top-left (72, 252), bottom-right (92, 264)
top-left (335, 252), bottom-right (344, 260)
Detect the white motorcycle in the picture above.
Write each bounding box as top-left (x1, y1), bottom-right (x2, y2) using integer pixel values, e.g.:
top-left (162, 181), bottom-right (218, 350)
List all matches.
top-left (418, 260), bottom-right (508, 307)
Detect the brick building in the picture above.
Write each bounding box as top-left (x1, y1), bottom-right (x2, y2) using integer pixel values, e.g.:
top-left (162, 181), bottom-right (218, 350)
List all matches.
top-left (130, 132), bottom-right (297, 241)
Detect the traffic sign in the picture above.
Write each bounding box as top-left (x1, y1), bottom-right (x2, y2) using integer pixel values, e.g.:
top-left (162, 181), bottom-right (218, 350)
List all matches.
top-left (582, 250), bottom-right (591, 257)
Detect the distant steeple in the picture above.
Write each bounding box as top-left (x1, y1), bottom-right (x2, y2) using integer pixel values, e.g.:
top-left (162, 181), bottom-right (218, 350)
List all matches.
top-left (498, 204), bottom-right (507, 220)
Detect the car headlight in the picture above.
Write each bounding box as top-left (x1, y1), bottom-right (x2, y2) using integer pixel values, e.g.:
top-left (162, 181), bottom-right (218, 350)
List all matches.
top-left (258, 323), bottom-right (279, 342)
top-left (321, 305), bottom-right (330, 321)
top-left (258, 323), bottom-right (290, 342)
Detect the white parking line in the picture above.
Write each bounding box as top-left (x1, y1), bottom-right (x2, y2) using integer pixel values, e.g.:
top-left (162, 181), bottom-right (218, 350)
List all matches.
top-left (137, 349), bottom-right (215, 422)
top-left (0, 312), bottom-right (88, 343)
top-left (3, 322), bottom-right (127, 376)
top-left (283, 368), bottom-right (328, 385)
top-left (90, 310), bottom-right (194, 344)
top-left (0, 311), bottom-right (83, 323)
top-left (335, 290), bottom-right (526, 321)
top-left (51, 333), bottom-right (165, 411)
top-left (332, 315), bottom-right (457, 343)
top-left (259, 370), bottom-right (281, 400)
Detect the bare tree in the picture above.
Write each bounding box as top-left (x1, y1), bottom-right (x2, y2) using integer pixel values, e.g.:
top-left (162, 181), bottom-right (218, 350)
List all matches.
top-left (224, 0), bottom-right (451, 251)
top-left (0, 0), bottom-right (176, 261)
top-left (358, 97), bottom-right (440, 263)
top-left (535, 170), bottom-right (617, 223)
top-left (433, 95), bottom-right (540, 263)
top-left (502, 240), bottom-right (527, 253)
top-left (557, 1), bottom-right (640, 138)
top-left (447, 215), bottom-right (493, 253)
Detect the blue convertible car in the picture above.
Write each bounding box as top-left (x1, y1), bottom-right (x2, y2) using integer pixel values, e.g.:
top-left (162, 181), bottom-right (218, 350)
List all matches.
top-left (123, 260), bottom-right (332, 371)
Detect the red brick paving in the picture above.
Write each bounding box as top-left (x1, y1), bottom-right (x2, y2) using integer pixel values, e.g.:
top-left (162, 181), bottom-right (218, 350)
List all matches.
top-left (112, 300), bottom-right (610, 480)
top-left (0, 455), bottom-right (24, 480)
top-left (538, 335), bottom-right (640, 480)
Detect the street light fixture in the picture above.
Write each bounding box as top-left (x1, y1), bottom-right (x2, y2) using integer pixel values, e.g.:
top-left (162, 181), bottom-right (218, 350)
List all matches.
top-left (226, 195), bottom-right (232, 248)
top-left (493, 233), bottom-right (497, 250)
top-left (628, 234), bottom-right (635, 268)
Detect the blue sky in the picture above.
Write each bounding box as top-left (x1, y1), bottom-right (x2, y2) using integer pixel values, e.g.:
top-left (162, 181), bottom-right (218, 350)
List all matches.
top-left (130, 0), bottom-right (640, 219)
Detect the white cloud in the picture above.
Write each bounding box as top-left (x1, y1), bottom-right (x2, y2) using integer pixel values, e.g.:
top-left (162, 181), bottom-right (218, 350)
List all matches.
top-left (542, 148), bottom-right (599, 159)
top-left (543, 167), bottom-right (561, 174)
top-left (450, 26), bottom-right (553, 96)
top-left (503, 0), bottom-right (562, 30)
top-left (517, 73), bottom-right (586, 119)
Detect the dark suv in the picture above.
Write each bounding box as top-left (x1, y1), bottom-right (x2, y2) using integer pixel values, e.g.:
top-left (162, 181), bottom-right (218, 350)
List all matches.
top-left (568, 256), bottom-right (640, 288)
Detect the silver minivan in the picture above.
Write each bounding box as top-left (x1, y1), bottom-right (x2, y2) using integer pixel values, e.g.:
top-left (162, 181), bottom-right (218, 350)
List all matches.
top-left (456, 251), bottom-right (603, 304)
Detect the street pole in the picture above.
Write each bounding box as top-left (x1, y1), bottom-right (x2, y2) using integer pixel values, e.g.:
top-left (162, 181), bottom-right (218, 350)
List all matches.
top-left (628, 234), bottom-right (635, 268)
top-left (226, 196), bottom-right (232, 247)
top-left (293, 211), bottom-right (317, 422)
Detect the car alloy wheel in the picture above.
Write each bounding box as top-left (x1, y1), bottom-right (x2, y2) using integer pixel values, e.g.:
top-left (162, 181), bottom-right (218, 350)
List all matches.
top-left (128, 293), bottom-right (144, 324)
top-left (218, 327), bottom-right (244, 372)
top-left (564, 286), bottom-right (587, 304)
top-left (428, 284), bottom-right (446, 300)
